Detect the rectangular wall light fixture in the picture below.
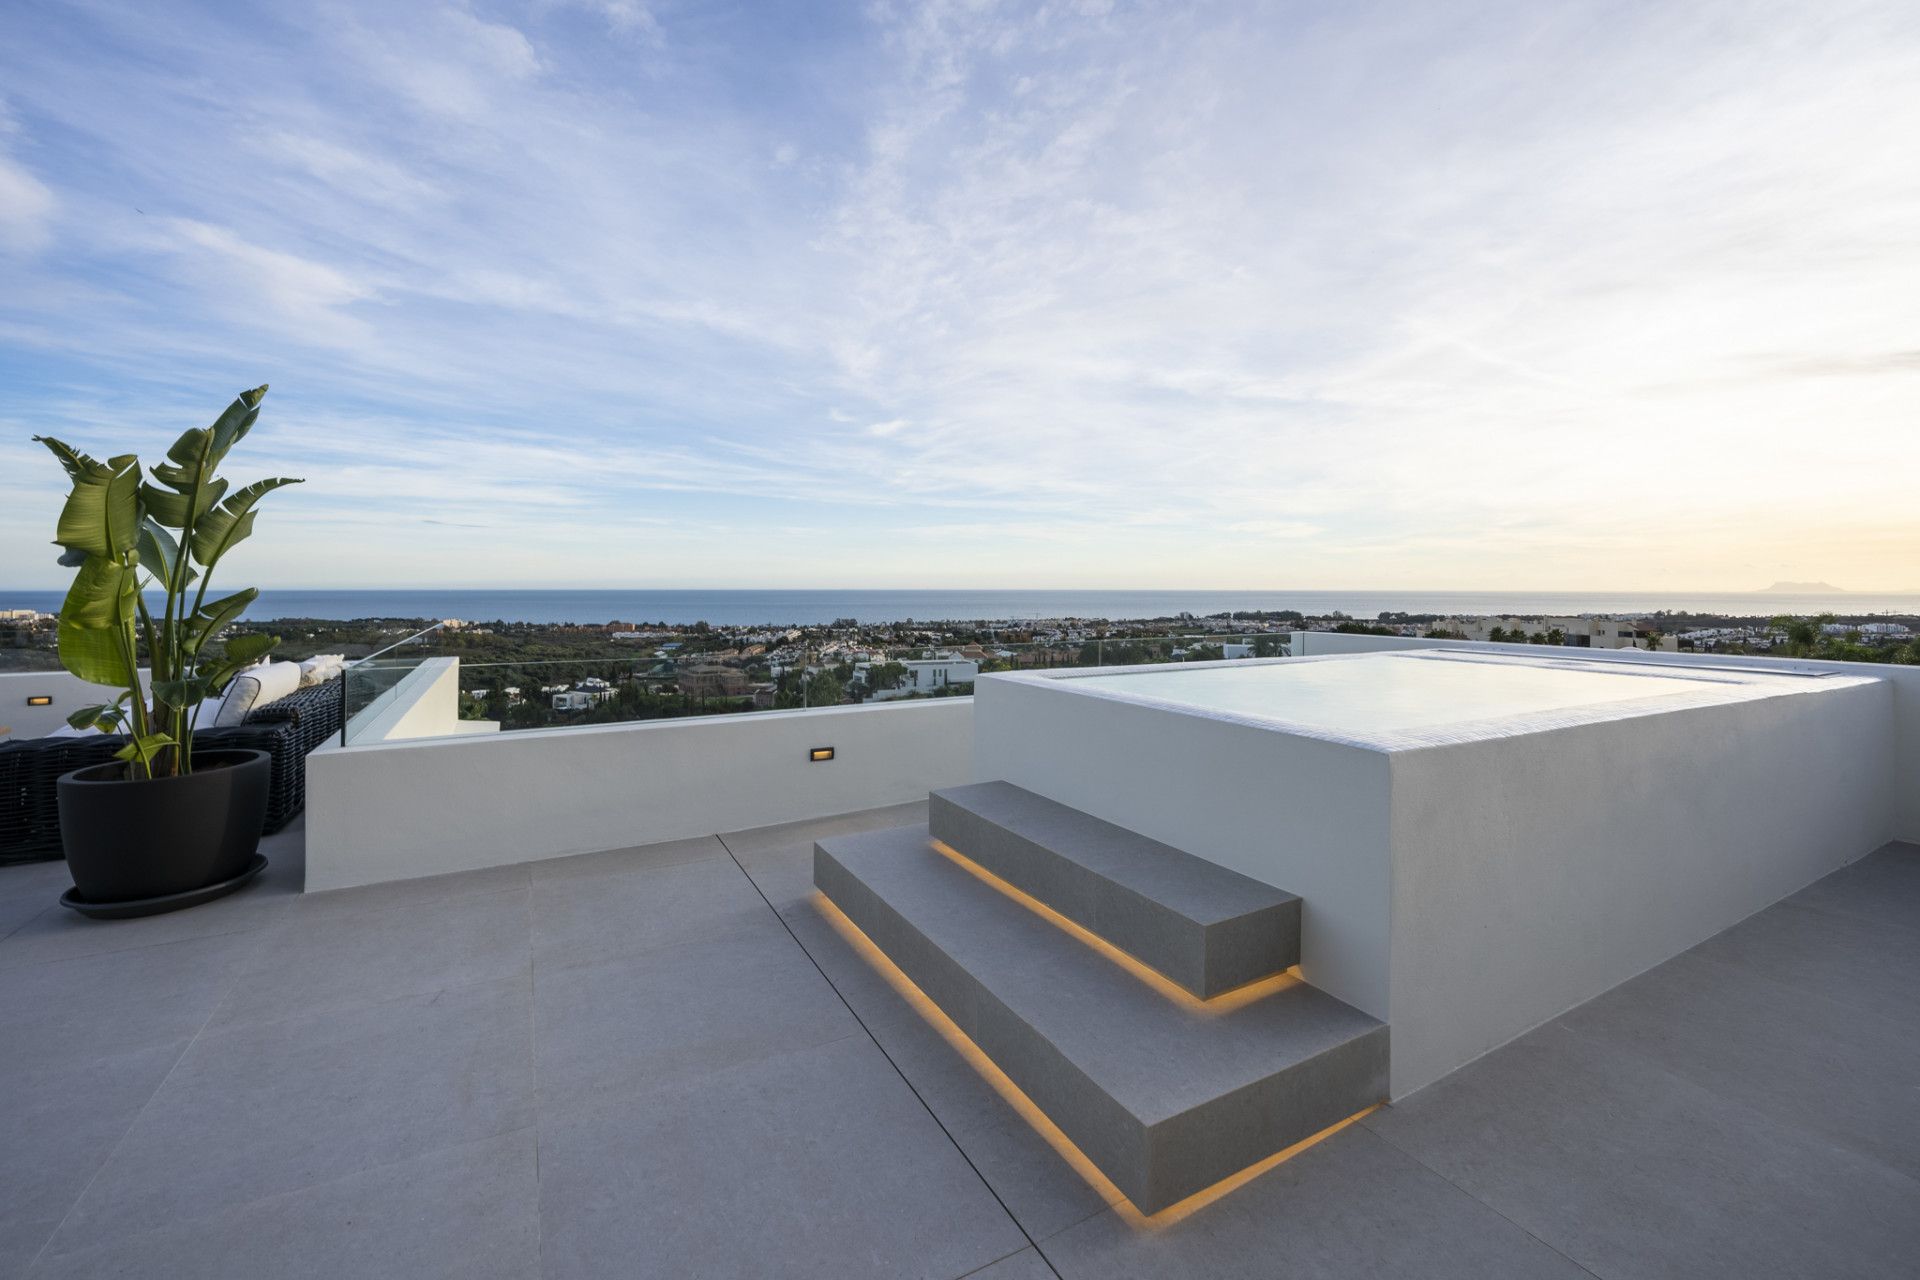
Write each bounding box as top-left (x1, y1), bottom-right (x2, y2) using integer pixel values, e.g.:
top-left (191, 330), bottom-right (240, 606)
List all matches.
top-left (26, 696), bottom-right (52, 707)
top-left (809, 746), bottom-right (835, 762)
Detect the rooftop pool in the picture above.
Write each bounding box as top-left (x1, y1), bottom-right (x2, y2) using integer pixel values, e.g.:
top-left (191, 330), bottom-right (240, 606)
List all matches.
top-left (1061, 650), bottom-right (1840, 746)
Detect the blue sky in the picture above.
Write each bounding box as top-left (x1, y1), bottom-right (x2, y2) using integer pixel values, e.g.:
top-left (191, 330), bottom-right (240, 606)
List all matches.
top-left (2, 0), bottom-right (1917, 591)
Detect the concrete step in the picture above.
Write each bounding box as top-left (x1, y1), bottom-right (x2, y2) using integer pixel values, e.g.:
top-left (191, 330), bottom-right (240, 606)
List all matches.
top-left (814, 825), bottom-right (1387, 1215)
top-left (929, 780), bottom-right (1300, 997)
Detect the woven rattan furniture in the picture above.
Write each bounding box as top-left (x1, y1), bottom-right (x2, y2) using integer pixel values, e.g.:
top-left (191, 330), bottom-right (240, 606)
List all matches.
top-left (0, 678), bottom-right (342, 865)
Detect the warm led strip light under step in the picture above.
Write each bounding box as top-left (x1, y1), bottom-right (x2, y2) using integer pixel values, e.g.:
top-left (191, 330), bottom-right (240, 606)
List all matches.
top-left (814, 891), bottom-right (1378, 1230)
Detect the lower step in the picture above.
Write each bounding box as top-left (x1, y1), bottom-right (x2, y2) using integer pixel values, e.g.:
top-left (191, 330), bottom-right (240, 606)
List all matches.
top-left (815, 824), bottom-right (1388, 1215)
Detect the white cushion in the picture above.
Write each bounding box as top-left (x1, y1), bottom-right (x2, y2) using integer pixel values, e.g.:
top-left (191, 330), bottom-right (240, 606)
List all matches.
top-left (298, 654), bottom-right (346, 687)
top-left (213, 659), bottom-right (303, 726)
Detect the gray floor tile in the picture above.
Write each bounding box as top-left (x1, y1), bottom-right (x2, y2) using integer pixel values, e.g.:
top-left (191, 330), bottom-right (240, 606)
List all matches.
top-left (213, 885), bottom-right (530, 1028)
top-left (1559, 948), bottom-right (1920, 1179)
top-left (31, 1129), bottom-right (539, 1280)
top-left (782, 896), bottom-right (1120, 1240)
top-left (532, 926), bottom-right (858, 1113)
top-left (530, 834), bottom-right (726, 884)
top-left (532, 851), bottom-right (771, 973)
top-left (0, 931), bottom-right (256, 1076)
top-left (964, 1248), bottom-right (1059, 1280)
top-left (730, 837), bottom-right (819, 908)
top-left (291, 860), bottom-right (530, 923)
top-left (1787, 842), bottom-right (1920, 933)
top-left (721, 801), bottom-right (928, 908)
top-left (50, 976), bottom-right (535, 1248)
top-left (0, 1042), bottom-right (186, 1278)
top-left (1039, 1124), bottom-right (1589, 1279)
top-left (0, 894), bottom-right (53, 944)
top-left (1365, 1021), bottom-right (1920, 1280)
top-left (537, 1034), bottom-right (1026, 1280)
top-left (1690, 898), bottom-right (1920, 1024)
top-left (0, 862), bottom-right (70, 936)
top-left (719, 800), bottom-right (928, 859)
top-left (0, 875), bottom-right (293, 972)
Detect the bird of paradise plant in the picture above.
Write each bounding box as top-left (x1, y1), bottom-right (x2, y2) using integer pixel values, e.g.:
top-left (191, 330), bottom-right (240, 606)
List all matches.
top-left (36, 385), bottom-right (301, 780)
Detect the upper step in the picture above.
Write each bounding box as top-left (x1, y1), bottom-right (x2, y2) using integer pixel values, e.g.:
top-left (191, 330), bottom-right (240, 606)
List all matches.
top-left (814, 825), bottom-right (1387, 1215)
top-left (929, 781), bottom-right (1300, 997)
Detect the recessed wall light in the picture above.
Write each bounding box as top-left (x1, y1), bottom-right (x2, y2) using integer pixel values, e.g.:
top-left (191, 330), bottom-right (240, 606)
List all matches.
top-left (26, 695), bottom-right (52, 707)
top-left (809, 746), bottom-right (835, 762)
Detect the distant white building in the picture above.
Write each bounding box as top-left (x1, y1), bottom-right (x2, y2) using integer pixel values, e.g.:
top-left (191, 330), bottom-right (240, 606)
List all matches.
top-left (871, 657), bottom-right (980, 700)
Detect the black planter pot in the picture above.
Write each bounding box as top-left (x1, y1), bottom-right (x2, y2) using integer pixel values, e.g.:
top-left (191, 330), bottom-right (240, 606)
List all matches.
top-left (56, 748), bottom-right (271, 915)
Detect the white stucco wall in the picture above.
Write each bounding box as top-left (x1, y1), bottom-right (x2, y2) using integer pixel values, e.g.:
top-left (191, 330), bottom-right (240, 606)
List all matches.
top-left (1385, 674), bottom-right (1894, 1095)
top-left (305, 698), bottom-right (974, 890)
top-left (0, 669), bottom-right (146, 740)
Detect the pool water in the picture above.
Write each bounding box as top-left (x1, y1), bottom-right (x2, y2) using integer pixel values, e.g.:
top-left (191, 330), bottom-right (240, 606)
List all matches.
top-left (1069, 651), bottom-right (1798, 738)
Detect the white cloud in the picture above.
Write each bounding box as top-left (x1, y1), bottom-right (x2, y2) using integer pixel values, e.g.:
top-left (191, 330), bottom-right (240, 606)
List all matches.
top-left (0, 153), bottom-right (53, 252)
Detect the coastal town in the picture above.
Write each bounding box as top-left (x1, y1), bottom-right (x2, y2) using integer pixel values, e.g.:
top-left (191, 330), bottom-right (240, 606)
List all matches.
top-left (6, 605), bottom-right (1917, 734)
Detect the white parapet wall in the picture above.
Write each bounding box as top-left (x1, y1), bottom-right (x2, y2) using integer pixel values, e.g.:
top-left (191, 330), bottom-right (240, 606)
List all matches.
top-left (305, 698), bottom-right (975, 891)
top-left (975, 648), bottom-right (1902, 1098)
top-left (0, 669), bottom-right (145, 740)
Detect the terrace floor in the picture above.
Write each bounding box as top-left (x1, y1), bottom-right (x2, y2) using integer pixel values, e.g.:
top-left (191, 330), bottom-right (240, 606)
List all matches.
top-left (2, 809), bottom-right (1917, 1279)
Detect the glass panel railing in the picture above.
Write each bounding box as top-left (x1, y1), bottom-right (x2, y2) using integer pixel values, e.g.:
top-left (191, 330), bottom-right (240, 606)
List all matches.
top-left (333, 628), bottom-right (1296, 745)
top-left (340, 622), bottom-right (447, 746)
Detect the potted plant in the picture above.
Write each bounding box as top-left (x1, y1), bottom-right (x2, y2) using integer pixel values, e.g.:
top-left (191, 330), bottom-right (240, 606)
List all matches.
top-left (36, 385), bottom-right (301, 917)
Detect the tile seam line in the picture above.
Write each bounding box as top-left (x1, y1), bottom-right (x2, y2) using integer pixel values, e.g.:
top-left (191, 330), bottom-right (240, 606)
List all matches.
top-left (27, 1123), bottom-right (544, 1269)
top-left (1359, 1115), bottom-right (1608, 1280)
top-left (0, 909), bottom-right (285, 975)
top-left (23, 928), bottom-right (256, 1272)
top-left (524, 891), bottom-right (543, 1272)
top-left (202, 960), bottom-right (534, 1038)
top-left (716, 828), bottom-right (1062, 1280)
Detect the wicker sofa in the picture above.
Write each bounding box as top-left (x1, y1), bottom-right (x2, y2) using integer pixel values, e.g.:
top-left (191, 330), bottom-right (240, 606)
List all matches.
top-left (0, 678), bottom-right (342, 866)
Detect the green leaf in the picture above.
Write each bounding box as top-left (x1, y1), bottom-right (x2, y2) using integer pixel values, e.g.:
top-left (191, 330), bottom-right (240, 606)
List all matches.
top-left (55, 555), bottom-right (141, 688)
top-left (36, 439), bottom-right (142, 557)
top-left (183, 587), bottom-right (259, 656)
top-left (113, 732), bottom-right (176, 766)
top-left (223, 632), bottom-right (279, 665)
top-left (136, 518), bottom-right (197, 589)
top-left (66, 703), bottom-right (124, 732)
top-left (190, 476), bottom-right (301, 567)
top-left (148, 387), bottom-right (267, 494)
top-left (200, 634), bottom-right (281, 695)
top-left (141, 477), bottom-right (228, 529)
top-left (152, 676), bottom-right (216, 707)
top-left (58, 553), bottom-right (138, 629)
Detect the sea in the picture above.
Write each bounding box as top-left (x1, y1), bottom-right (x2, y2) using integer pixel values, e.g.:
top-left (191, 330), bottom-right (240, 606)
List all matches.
top-left (5, 588), bottom-right (1918, 626)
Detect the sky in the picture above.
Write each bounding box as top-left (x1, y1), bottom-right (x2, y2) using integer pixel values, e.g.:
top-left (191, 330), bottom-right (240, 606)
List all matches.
top-left (1, 0), bottom-right (1917, 592)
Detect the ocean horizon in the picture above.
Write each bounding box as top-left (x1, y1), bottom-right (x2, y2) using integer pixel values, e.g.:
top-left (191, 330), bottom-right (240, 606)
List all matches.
top-left (5, 588), bottom-right (1919, 627)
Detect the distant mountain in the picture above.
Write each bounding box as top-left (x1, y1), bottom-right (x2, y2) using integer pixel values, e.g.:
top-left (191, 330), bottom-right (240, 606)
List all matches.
top-left (1761, 581), bottom-right (1848, 594)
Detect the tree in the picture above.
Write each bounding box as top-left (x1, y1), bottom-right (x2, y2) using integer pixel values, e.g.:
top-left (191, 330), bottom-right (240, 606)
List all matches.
top-left (1770, 613), bottom-right (1832, 658)
top-left (1487, 626), bottom-right (1508, 644)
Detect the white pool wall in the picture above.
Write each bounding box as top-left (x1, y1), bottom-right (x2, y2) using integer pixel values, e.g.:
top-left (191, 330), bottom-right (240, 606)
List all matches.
top-left (1297, 629), bottom-right (1920, 843)
top-left (1385, 673), bottom-right (1895, 1095)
